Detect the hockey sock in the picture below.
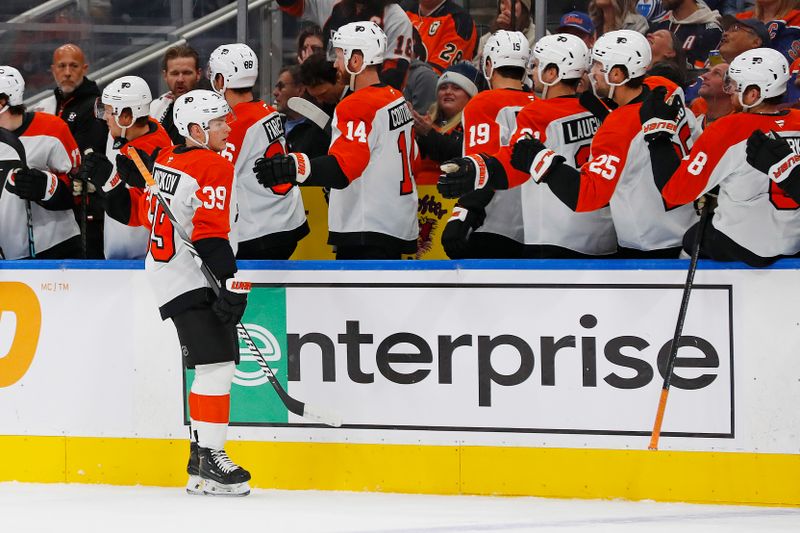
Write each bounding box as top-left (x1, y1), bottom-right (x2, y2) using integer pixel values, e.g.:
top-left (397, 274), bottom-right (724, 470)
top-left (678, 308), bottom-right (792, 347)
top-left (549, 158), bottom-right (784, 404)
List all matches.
top-left (189, 361), bottom-right (235, 450)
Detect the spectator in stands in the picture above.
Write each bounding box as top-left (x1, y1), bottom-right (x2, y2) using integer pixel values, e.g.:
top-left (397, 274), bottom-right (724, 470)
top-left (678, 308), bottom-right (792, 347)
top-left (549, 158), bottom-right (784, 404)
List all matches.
top-left (412, 62), bottom-right (480, 184)
top-left (477, 0), bottom-right (536, 62)
top-left (589, 0), bottom-right (649, 37)
top-left (646, 29), bottom-right (688, 85)
top-left (297, 24), bottom-right (324, 64)
top-left (649, 0), bottom-right (722, 68)
top-left (33, 43), bottom-right (107, 258)
top-left (275, 65), bottom-right (329, 158)
top-left (718, 16), bottom-right (770, 62)
top-left (150, 44), bottom-right (202, 145)
top-left (404, 28), bottom-right (439, 114)
top-left (737, 0), bottom-right (800, 64)
top-left (402, 0), bottom-right (478, 72)
top-left (557, 11), bottom-right (596, 47)
top-left (690, 62), bottom-right (734, 127)
top-left (636, 0), bottom-right (665, 21)
top-left (719, 0), bottom-right (754, 16)
top-left (299, 52), bottom-right (348, 109)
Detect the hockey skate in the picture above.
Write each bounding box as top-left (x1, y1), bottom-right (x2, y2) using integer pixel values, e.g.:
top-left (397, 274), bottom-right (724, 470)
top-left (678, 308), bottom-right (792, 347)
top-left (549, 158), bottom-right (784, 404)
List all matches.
top-left (186, 441), bottom-right (204, 495)
top-left (198, 446), bottom-right (251, 496)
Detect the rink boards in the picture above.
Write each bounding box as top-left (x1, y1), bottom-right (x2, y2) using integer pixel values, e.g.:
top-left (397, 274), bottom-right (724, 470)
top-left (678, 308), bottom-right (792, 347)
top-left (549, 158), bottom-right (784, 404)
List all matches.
top-left (1, 259), bottom-right (799, 506)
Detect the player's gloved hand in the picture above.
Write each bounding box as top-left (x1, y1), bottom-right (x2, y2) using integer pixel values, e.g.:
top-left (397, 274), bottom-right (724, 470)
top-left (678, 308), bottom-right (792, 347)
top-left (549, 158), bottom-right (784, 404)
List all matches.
top-left (510, 136), bottom-right (565, 183)
top-left (115, 147), bottom-right (157, 189)
top-left (437, 155), bottom-right (489, 199)
top-left (253, 153), bottom-right (311, 189)
top-left (9, 168), bottom-right (59, 201)
top-left (441, 205), bottom-right (485, 259)
top-left (212, 279), bottom-right (249, 326)
top-left (640, 86), bottom-right (682, 143)
top-left (75, 151), bottom-right (112, 195)
top-left (746, 130), bottom-right (800, 182)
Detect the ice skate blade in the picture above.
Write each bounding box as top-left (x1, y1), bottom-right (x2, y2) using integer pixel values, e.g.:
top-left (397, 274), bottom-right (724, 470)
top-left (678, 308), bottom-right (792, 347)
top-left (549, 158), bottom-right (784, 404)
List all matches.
top-left (202, 479), bottom-right (251, 497)
top-left (186, 475), bottom-right (204, 495)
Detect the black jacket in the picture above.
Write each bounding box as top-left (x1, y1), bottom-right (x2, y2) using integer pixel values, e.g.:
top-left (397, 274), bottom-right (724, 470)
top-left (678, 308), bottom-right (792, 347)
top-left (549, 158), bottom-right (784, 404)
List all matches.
top-left (54, 77), bottom-right (108, 154)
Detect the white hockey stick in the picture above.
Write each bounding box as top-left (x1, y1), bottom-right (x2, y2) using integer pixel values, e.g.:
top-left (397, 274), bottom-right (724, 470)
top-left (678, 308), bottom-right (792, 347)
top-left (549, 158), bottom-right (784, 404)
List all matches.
top-left (288, 97), bottom-right (330, 130)
top-left (129, 149), bottom-right (342, 427)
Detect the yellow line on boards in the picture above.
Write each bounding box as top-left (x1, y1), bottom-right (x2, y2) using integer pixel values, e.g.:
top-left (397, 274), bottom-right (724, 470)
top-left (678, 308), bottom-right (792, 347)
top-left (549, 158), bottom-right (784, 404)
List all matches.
top-left (1, 436), bottom-right (798, 507)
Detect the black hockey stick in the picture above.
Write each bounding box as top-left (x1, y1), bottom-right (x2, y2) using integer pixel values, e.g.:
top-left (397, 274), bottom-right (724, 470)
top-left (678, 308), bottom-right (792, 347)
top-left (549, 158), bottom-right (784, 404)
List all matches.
top-left (648, 200), bottom-right (711, 450)
top-left (129, 149), bottom-right (341, 427)
top-left (0, 127), bottom-right (34, 257)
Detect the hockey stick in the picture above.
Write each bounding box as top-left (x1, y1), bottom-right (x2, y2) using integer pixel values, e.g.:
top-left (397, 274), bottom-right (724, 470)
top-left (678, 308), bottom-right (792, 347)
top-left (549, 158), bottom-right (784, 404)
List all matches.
top-left (648, 199), bottom-right (711, 450)
top-left (128, 149), bottom-right (342, 427)
top-left (287, 97), bottom-right (330, 131)
top-left (0, 127), bottom-right (34, 257)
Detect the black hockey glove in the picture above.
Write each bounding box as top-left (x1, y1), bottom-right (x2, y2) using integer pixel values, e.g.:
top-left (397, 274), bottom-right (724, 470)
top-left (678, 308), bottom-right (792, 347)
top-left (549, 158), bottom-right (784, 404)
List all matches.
top-left (76, 151), bottom-right (113, 195)
top-left (510, 137), bottom-right (564, 183)
top-left (437, 155), bottom-right (489, 199)
top-left (746, 130), bottom-right (800, 182)
top-left (212, 279), bottom-right (249, 326)
top-left (639, 86), bottom-right (682, 143)
top-left (441, 205), bottom-right (486, 259)
top-left (115, 147), bottom-right (158, 189)
top-left (9, 168), bottom-right (56, 201)
top-left (254, 153), bottom-right (311, 189)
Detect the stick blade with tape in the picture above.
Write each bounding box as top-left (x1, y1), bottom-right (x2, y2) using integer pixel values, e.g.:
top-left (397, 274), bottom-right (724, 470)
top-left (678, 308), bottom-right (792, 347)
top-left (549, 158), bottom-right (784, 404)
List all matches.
top-left (288, 97), bottom-right (331, 130)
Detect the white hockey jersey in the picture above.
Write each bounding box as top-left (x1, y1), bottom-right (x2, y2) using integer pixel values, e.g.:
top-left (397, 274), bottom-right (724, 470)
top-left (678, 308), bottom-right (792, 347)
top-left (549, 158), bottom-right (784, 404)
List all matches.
top-left (129, 145), bottom-right (238, 318)
top-left (0, 113), bottom-right (80, 259)
top-left (495, 96), bottom-right (617, 254)
top-left (103, 120), bottom-right (172, 259)
top-left (327, 85), bottom-right (418, 251)
top-left (220, 99), bottom-right (307, 244)
top-left (461, 88), bottom-right (536, 243)
top-left (504, 78), bottom-right (699, 251)
top-left (663, 110), bottom-right (800, 258)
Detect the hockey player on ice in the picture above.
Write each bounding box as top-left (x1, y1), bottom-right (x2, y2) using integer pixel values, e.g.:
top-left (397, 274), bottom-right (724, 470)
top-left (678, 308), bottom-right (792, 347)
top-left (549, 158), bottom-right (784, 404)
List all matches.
top-left (437, 30), bottom-right (534, 259)
top-left (439, 33), bottom-right (616, 258)
top-left (254, 21), bottom-right (419, 259)
top-left (114, 90), bottom-right (252, 496)
top-left (75, 75), bottom-right (172, 260)
top-left (646, 47), bottom-right (800, 266)
top-left (208, 43), bottom-right (309, 259)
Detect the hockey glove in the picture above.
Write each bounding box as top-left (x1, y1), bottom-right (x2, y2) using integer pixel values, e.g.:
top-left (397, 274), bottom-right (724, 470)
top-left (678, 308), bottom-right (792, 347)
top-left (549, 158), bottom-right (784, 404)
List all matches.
top-left (510, 137), bottom-right (564, 183)
top-left (253, 153), bottom-right (311, 189)
top-left (746, 130), bottom-right (800, 183)
top-left (441, 205), bottom-right (486, 259)
top-left (75, 151), bottom-right (113, 195)
top-left (115, 148), bottom-right (156, 189)
top-left (8, 168), bottom-right (59, 201)
top-left (639, 86), bottom-right (681, 143)
top-left (437, 155), bottom-right (489, 199)
top-left (212, 278), bottom-right (249, 326)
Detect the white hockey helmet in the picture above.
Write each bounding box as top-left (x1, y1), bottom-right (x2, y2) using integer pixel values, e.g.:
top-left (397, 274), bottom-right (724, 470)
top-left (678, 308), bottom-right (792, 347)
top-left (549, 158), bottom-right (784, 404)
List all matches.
top-left (331, 21), bottom-right (387, 76)
top-left (725, 47), bottom-right (790, 110)
top-left (208, 43), bottom-right (259, 94)
top-left (0, 66), bottom-right (25, 107)
top-left (591, 29), bottom-right (651, 84)
top-left (173, 89), bottom-right (231, 144)
top-left (99, 76), bottom-right (152, 129)
top-left (533, 33), bottom-right (589, 95)
top-left (482, 30), bottom-right (531, 80)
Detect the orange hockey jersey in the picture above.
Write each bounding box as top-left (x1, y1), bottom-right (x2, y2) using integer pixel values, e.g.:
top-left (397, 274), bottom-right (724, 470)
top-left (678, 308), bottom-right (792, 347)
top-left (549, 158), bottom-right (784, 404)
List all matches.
top-left (403, 0), bottom-right (477, 72)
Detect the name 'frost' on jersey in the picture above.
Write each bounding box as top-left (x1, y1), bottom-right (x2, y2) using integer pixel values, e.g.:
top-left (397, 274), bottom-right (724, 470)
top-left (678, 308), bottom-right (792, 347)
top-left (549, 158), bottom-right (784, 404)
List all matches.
top-left (499, 97), bottom-right (616, 254)
top-left (221, 99), bottom-right (307, 244)
top-left (663, 110), bottom-right (800, 258)
top-left (462, 88), bottom-right (536, 243)
top-left (130, 146), bottom-right (238, 319)
top-left (0, 112), bottom-right (80, 259)
top-left (327, 85), bottom-right (418, 252)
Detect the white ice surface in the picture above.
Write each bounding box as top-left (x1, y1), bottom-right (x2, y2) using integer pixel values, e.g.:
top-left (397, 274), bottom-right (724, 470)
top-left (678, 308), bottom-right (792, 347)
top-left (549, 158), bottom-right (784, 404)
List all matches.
top-left (1, 483), bottom-right (799, 533)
